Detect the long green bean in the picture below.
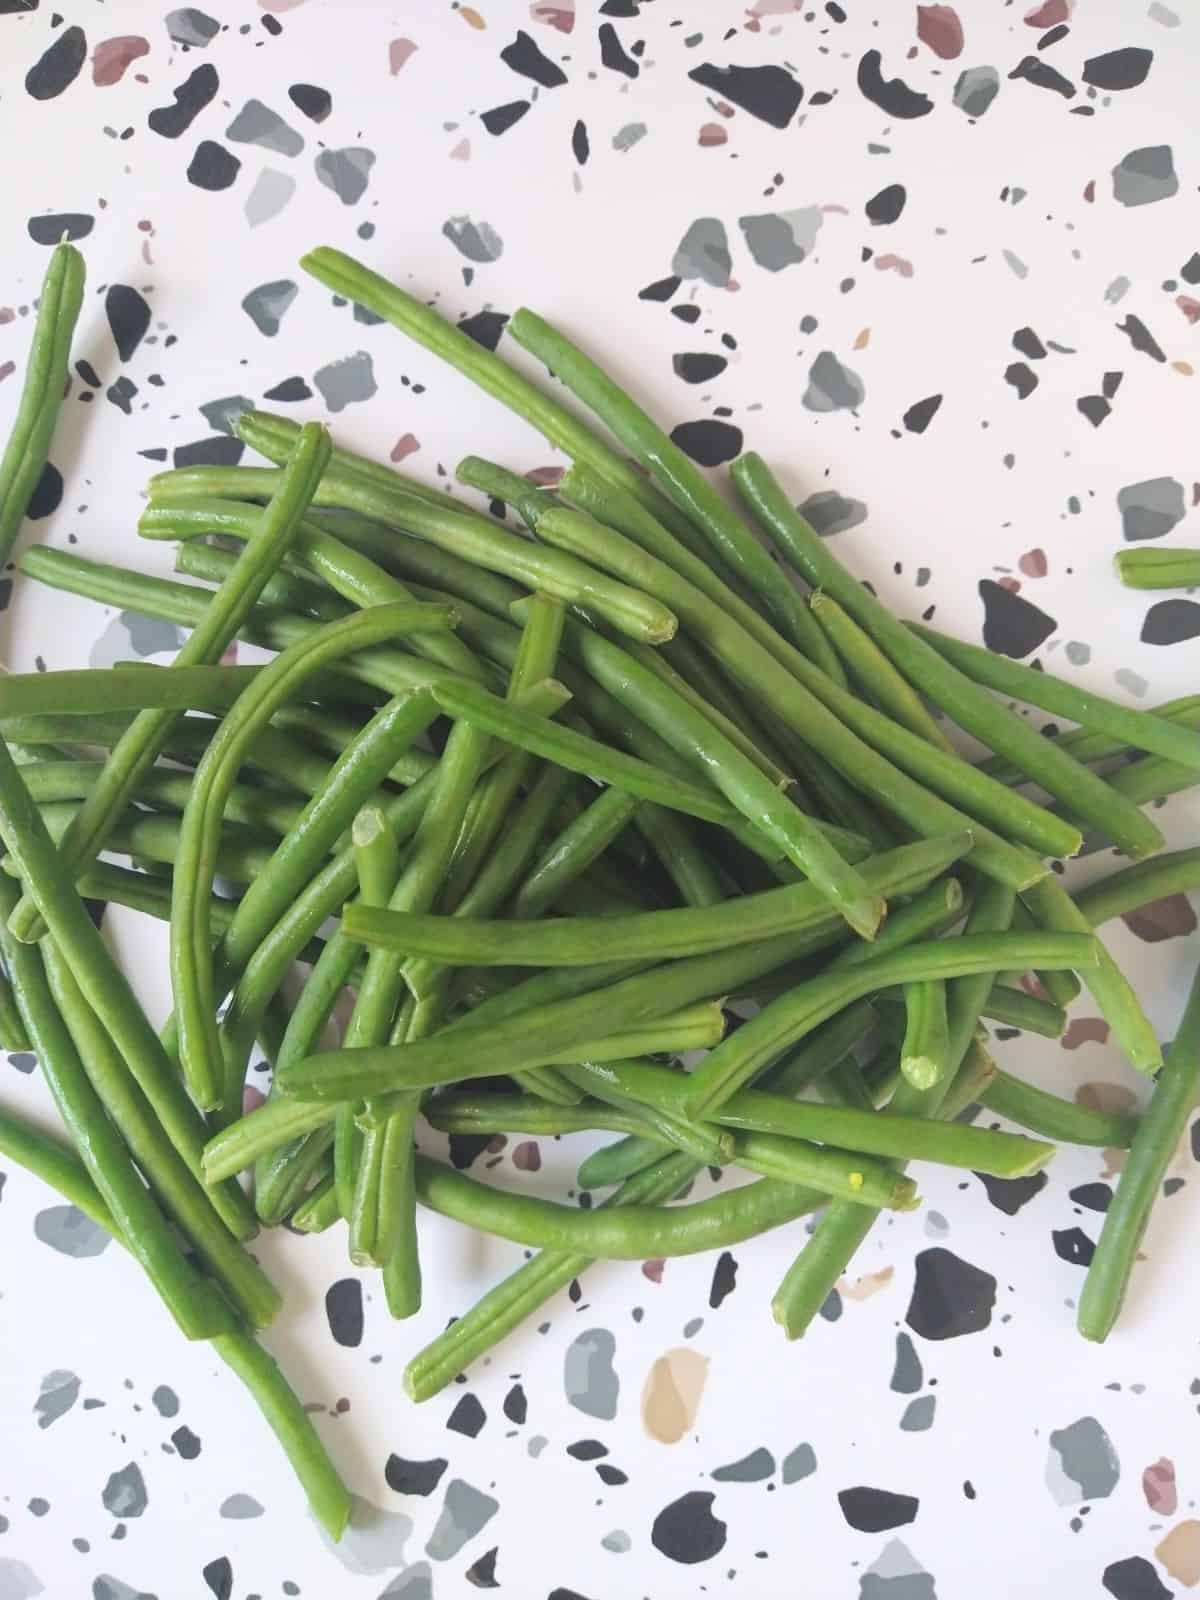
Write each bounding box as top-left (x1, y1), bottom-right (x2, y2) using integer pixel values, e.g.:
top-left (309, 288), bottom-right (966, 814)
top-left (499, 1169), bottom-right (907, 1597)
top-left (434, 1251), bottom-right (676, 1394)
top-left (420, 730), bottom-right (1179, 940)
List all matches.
top-left (1074, 848), bottom-right (1200, 929)
top-left (812, 592), bottom-right (956, 753)
top-left (978, 694), bottom-right (1200, 784)
top-left (1114, 547), bottom-right (1200, 590)
top-left (0, 664), bottom-right (268, 719)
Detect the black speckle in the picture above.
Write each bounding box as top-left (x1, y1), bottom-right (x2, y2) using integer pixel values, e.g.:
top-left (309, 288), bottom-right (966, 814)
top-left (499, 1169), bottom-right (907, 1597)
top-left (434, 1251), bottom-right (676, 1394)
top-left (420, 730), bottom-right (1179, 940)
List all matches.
top-left (708, 1249), bottom-right (738, 1308)
top-left (480, 100), bottom-right (531, 136)
top-left (1117, 314), bottom-right (1167, 363)
top-left (82, 896), bottom-right (106, 931)
top-left (1077, 394), bottom-right (1111, 427)
top-left (979, 579), bottom-right (1056, 658)
top-left (838, 1485), bottom-right (919, 1533)
top-left (865, 183), bottom-right (906, 225)
top-left (599, 23), bottom-right (640, 80)
top-left (1052, 1227), bottom-right (1096, 1266)
top-left (25, 461), bottom-right (63, 520)
top-left (148, 65), bottom-right (219, 139)
top-left (76, 359), bottom-right (102, 388)
top-left (1009, 56), bottom-right (1075, 97)
top-left (8, 1053), bottom-right (36, 1075)
top-left (673, 352), bottom-right (728, 385)
top-left (671, 304), bottom-right (701, 324)
top-left (139, 447), bottom-right (169, 463)
top-left (465, 1547), bottom-right (500, 1588)
top-left (670, 419), bottom-right (742, 467)
top-left (856, 50), bottom-right (932, 119)
top-left (819, 1288), bottom-right (843, 1322)
top-left (171, 1425), bottom-right (201, 1460)
top-left (447, 1392), bottom-right (486, 1437)
top-left (571, 118), bottom-right (589, 165)
top-left (202, 1556), bottom-right (232, 1600)
top-left (261, 12), bottom-right (282, 35)
top-left (28, 213), bottom-right (93, 245)
top-left (688, 62), bottom-right (803, 128)
top-left (640, 275), bottom-right (680, 302)
top-left (902, 394), bottom-right (942, 434)
top-left (187, 141), bottom-right (241, 191)
top-left (651, 1491), bottom-right (727, 1565)
top-left (1181, 253), bottom-right (1200, 287)
top-left (384, 1454), bottom-right (448, 1496)
top-left (1083, 48), bottom-right (1153, 91)
top-left (502, 1383), bottom-right (527, 1424)
top-left (263, 376), bottom-right (312, 402)
top-left (500, 30), bottom-right (566, 89)
top-left (1102, 1556), bottom-right (1173, 1600)
top-left (173, 436), bottom-right (244, 470)
top-left (325, 1278), bottom-right (363, 1347)
top-left (1141, 599), bottom-right (1200, 646)
top-left (26, 24), bottom-right (86, 101)
top-left (1164, 1176), bottom-right (1185, 1198)
top-left (457, 310), bottom-right (509, 352)
top-left (975, 1171), bottom-right (1048, 1215)
top-left (448, 1132), bottom-right (491, 1170)
top-left (106, 376), bottom-right (138, 415)
top-left (595, 1463), bottom-right (627, 1486)
top-left (566, 1439), bottom-right (608, 1460)
top-left (1005, 362), bottom-right (1039, 399)
top-left (1012, 327), bottom-right (1047, 360)
top-left (906, 1247), bottom-right (997, 1340)
top-left (1071, 1182), bottom-right (1113, 1212)
top-left (1102, 371), bottom-right (1124, 399)
top-left (105, 285), bottom-right (152, 362)
top-left (288, 83), bottom-right (332, 123)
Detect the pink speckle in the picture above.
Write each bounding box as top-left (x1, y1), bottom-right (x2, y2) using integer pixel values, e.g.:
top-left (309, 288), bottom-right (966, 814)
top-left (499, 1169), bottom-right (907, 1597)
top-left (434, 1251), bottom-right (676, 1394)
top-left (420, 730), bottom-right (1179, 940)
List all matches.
top-left (220, 641), bottom-right (239, 666)
top-left (714, 100), bottom-right (736, 118)
top-left (1143, 1458), bottom-right (1178, 1515)
top-left (698, 123), bottom-right (727, 148)
top-left (916, 5), bottom-right (964, 59)
top-left (820, 203), bottom-right (851, 215)
top-left (1024, 0), bottom-right (1072, 23)
top-left (389, 38), bottom-right (418, 74)
top-left (874, 253), bottom-right (914, 278)
top-left (526, 466), bottom-right (563, 487)
top-left (1018, 547), bottom-right (1048, 578)
top-left (996, 575), bottom-right (1021, 595)
top-left (243, 1085), bottom-right (266, 1115)
top-left (449, 138), bottom-right (471, 161)
top-left (1177, 296), bottom-right (1200, 325)
top-left (485, 1133), bottom-right (507, 1154)
top-left (1062, 1017), bottom-right (1111, 1051)
top-left (531, 2), bottom-right (574, 33)
top-left (137, 219), bottom-right (153, 233)
top-left (1123, 893), bottom-right (1198, 943)
top-left (748, 0), bottom-right (804, 14)
top-left (141, 240), bottom-right (154, 267)
top-left (727, 278), bottom-right (741, 293)
top-left (390, 432), bottom-right (420, 463)
top-left (0, 362), bottom-right (15, 385)
top-left (259, 0), bottom-right (307, 11)
top-left (92, 35), bottom-right (150, 88)
top-left (0, 307), bottom-right (14, 325)
top-left (1083, 179), bottom-right (1096, 203)
top-left (512, 1140), bottom-right (541, 1172)
top-left (642, 1259), bottom-right (665, 1283)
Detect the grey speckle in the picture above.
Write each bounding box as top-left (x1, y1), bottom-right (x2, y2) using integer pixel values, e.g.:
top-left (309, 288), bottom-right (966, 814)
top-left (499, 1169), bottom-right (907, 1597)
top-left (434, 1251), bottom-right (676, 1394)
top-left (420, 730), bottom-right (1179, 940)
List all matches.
top-left (1046, 1416), bottom-right (1121, 1504)
top-left (890, 1333), bottom-right (923, 1395)
top-left (442, 216), bottom-right (504, 264)
top-left (320, 1496), bottom-right (412, 1576)
top-left (1115, 666), bottom-right (1148, 699)
top-left (924, 1210), bottom-right (950, 1238)
top-left (244, 170), bottom-right (297, 229)
top-left (953, 65), bottom-right (1000, 117)
top-left (199, 395), bottom-right (254, 436)
top-left (424, 1479), bottom-right (499, 1562)
top-left (1104, 275), bottom-right (1131, 306)
top-left (859, 1539), bottom-right (936, 1600)
top-left (377, 1564), bottom-right (433, 1600)
top-left (313, 351), bottom-right (378, 414)
top-left (89, 612), bottom-right (186, 669)
top-left (34, 1205), bottom-right (111, 1258)
top-left (803, 351), bottom-right (865, 413)
top-left (738, 207), bottom-right (823, 273)
top-left (150, 1385), bottom-right (179, 1419)
top-left (1065, 640), bottom-right (1091, 666)
top-left (219, 1493), bottom-right (264, 1520)
top-left (1002, 250), bottom-right (1029, 280)
top-left (1112, 145), bottom-right (1178, 207)
top-left (35, 1369), bottom-right (80, 1429)
top-left (672, 218), bottom-right (732, 288)
top-left (527, 1433), bottom-right (549, 1458)
top-left (1148, 2), bottom-right (1180, 23)
top-left (1118, 477), bottom-right (1186, 542)
top-left (712, 1446), bottom-right (775, 1483)
top-left (165, 9), bottom-right (219, 48)
top-left (601, 1529), bottom-right (632, 1553)
top-left (91, 1579), bottom-right (156, 1600)
top-left (612, 122), bottom-right (647, 152)
top-left (241, 279), bottom-right (298, 337)
top-left (563, 1327), bottom-right (619, 1420)
top-left (900, 1396), bottom-right (936, 1432)
top-left (102, 1463), bottom-right (148, 1519)
top-left (781, 1442), bottom-right (817, 1484)
top-left (801, 489), bottom-right (868, 536)
top-left (315, 147), bottom-right (376, 206)
top-left (226, 99), bottom-right (304, 158)
top-left (0, 1558), bottom-right (45, 1600)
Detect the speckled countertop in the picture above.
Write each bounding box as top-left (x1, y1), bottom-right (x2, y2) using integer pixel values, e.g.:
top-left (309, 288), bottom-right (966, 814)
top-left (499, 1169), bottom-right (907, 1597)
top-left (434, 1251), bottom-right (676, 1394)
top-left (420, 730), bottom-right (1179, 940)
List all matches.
top-left (1, 3), bottom-right (1198, 1597)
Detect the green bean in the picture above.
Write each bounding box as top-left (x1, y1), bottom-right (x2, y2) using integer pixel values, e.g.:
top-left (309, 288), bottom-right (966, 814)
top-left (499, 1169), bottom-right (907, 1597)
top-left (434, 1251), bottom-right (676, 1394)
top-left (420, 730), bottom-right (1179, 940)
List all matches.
top-left (937, 1037), bottom-right (999, 1121)
top-left (177, 537), bottom-right (349, 621)
top-left (141, 496), bottom-right (482, 682)
top-left (577, 1132), bottom-right (670, 1190)
top-left (268, 701), bottom-right (436, 789)
top-left (0, 242), bottom-right (85, 568)
top-left (40, 942), bottom-right (281, 1329)
top-left (0, 968), bottom-right (31, 1051)
top-left (505, 308), bottom-right (846, 679)
top-left (532, 504), bottom-right (1052, 887)
top-left (171, 601), bottom-right (455, 1111)
top-left (1114, 546), bottom-right (1200, 590)
top-left (732, 453), bottom-right (1165, 860)
top-left (0, 1101), bottom-right (119, 1234)
top-left (0, 739), bottom-right (256, 1238)
top-left (978, 694), bottom-right (1200, 783)
top-left (1074, 848), bottom-right (1200, 929)
top-left (290, 1173), bottom-right (341, 1233)
top-left (979, 985), bottom-right (1067, 1038)
top-left (633, 804), bottom-right (725, 909)
top-left (0, 664), bottom-right (267, 719)
top-left (0, 876), bottom-right (234, 1338)
top-left (980, 1069), bottom-right (1138, 1147)
top-left (812, 593), bottom-right (956, 753)
top-left (151, 460), bottom-right (679, 647)
top-left (1008, 896), bottom-right (1082, 1010)
top-left (1058, 749), bottom-right (1200, 837)
top-left (455, 454), bottom-right (558, 527)
top-left (512, 787), bottom-right (638, 920)
top-left (255, 1126), bottom-right (335, 1228)
top-left (1021, 876), bottom-right (1160, 1073)
top-left (1079, 966), bottom-right (1199, 1339)
top-left (898, 980), bottom-right (951, 1091)
top-left (555, 1062), bottom-right (734, 1173)
top-left (910, 621), bottom-right (1200, 773)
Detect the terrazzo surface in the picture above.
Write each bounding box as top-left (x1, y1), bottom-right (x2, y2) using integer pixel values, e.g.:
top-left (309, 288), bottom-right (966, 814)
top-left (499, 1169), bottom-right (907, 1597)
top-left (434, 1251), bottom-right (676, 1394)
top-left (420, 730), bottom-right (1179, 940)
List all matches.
top-left (1, 2), bottom-right (1199, 1595)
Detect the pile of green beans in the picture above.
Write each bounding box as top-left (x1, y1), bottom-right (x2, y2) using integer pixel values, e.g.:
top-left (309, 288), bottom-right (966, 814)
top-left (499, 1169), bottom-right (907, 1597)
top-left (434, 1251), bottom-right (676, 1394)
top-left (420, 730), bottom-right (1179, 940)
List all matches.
top-left (1, 240), bottom-right (1195, 1535)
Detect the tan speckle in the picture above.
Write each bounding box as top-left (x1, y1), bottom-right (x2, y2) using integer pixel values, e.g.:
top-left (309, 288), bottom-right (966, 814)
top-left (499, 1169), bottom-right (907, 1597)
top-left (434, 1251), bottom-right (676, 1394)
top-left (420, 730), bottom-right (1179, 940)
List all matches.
top-left (839, 1266), bottom-right (894, 1301)
top-left (1078, 1082), bottom-right (1138, 1115)
top-left (853, 328), bottom-right (871, 350)
top-left (1062, 1017), bottom-right (1111, 1050)
top-left (1172, 360), bottom-right (1194, 376)
top-left (875, 254), bottom-right (914, 278)
top-left (641, 1348), bottom-right (709, 1444)
top-left (1156, 1521), bottom-right (1200, 1587)
top-left (459, 5), bottom-right (487, 28)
